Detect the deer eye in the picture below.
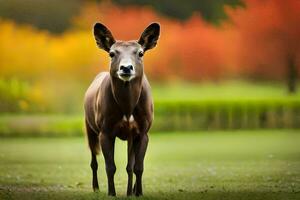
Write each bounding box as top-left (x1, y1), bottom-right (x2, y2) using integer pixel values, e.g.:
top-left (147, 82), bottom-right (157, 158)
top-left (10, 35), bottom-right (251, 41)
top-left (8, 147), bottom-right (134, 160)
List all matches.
top-left (138, 51), bottom-right (144, 57)
top-left (109, 52), bottom-right (115, 58)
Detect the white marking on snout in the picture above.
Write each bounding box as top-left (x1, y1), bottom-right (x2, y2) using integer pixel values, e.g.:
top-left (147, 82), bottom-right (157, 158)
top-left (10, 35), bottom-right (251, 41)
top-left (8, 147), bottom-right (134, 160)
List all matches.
top-left (117, 71), bottom-right (135, 82)
top-left (119, 59), bottom-right (134, 70)
top-left (117, 58), bottom-right (136, 82)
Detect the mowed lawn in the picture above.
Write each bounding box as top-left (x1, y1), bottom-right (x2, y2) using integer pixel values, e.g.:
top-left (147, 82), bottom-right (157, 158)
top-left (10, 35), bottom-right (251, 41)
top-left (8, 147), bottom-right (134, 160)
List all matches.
top-left (0, 130), bottom-right (299, 200)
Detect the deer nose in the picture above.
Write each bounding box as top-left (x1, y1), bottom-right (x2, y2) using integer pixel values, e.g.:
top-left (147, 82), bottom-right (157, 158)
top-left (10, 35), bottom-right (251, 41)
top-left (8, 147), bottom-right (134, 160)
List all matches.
top-left (120, 65), bottom-right (133, 74)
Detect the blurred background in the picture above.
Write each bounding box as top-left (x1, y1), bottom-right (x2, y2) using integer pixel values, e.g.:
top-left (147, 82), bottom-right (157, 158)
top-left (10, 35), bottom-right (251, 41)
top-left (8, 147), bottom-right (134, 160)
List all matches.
top-left (0, 0), bottom-right (299, 136)
top-left (1, 1), bottom-right (300, 199)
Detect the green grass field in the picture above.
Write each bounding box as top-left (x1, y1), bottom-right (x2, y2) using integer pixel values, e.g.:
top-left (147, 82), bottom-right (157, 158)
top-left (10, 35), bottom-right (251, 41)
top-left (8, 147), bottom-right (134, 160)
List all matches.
top-left (0, 130), bottom-right (299, 200)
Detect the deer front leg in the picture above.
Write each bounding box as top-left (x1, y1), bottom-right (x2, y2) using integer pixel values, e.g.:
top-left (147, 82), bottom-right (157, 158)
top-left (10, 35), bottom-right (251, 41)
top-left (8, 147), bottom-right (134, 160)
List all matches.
top-left (100, 133), bottom-right (116, 196)
top-left (126, 135), bottom-right (135, 196)
top-left (133, 134), bottom-right (149, 196)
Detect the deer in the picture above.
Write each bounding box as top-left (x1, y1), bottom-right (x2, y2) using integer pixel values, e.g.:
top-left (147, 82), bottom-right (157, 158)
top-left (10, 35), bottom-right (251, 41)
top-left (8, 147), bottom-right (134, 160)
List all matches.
top-left (84, 22), bottom-right (160, 197)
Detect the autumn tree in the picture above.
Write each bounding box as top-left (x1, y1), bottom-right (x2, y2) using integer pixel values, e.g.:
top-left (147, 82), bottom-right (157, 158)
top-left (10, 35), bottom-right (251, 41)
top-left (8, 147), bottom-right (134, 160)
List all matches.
top-left (226, 0), bottom-right (300, 93)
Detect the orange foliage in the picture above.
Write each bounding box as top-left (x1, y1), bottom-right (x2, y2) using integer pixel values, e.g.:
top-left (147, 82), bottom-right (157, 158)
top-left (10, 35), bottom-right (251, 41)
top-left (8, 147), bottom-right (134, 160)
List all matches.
top-left (226, 0), bottom-right (300, 79)
top-left (72, 2), bottom-right (235, 80)
top-left (0, 0), bottom-right (299, 82)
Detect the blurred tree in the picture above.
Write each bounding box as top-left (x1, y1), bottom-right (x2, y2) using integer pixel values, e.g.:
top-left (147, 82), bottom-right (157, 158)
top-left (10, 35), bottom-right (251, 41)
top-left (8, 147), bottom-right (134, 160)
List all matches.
top-left (112, 0), bottom-right (242, 23)
top-left (0, 0), bottom-right (241, 33)
top-left (287, 53), bottom-right (297, 93)
top-left (1, 1), bottom-right (298, 87)
top-left (227, 0), bottom-right (300, 93)
top-left (0, 0), bottom-right (82, 33)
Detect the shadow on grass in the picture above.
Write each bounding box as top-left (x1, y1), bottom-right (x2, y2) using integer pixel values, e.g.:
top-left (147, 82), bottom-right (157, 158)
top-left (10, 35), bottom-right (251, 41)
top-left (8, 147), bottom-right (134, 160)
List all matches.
top-left (1, 184), bottom-right (299, 200)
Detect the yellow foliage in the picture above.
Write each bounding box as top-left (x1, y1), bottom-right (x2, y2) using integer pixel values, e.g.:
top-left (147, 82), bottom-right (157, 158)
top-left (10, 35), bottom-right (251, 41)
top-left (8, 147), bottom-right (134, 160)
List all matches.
top-left (0, 19), bottom-right (108, 81)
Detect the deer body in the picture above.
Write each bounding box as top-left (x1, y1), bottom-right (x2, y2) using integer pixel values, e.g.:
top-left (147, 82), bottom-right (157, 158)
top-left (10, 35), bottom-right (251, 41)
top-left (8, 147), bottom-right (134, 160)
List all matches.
top-left (84, 23), bottom-right (159, 196)
top-left (85, 72), bottom-right (153, 141)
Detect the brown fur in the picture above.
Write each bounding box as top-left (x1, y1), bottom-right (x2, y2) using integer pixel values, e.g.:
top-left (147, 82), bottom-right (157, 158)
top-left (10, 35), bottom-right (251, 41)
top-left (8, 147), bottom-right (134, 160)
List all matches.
top-left (84, 22), bottom-right (159, 196)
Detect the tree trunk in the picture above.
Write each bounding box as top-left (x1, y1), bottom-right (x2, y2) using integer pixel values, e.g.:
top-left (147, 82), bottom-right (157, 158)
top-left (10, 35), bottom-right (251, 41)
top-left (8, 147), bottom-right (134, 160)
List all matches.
top-left (287, 54), bottom-right (297, 94)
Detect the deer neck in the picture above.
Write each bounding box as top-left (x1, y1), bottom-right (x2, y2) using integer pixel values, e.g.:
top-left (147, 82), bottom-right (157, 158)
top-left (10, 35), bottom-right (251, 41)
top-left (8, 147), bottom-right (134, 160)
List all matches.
top-left (110, 76), bottom-right (143, 117)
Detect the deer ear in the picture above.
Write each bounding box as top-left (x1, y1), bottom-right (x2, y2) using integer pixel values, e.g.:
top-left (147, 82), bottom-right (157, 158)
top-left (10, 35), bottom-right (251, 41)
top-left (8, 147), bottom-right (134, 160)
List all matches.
top-left (138, 22), bottom-right (160, 51)
top-left (93, 23), bottom-right (116, 52)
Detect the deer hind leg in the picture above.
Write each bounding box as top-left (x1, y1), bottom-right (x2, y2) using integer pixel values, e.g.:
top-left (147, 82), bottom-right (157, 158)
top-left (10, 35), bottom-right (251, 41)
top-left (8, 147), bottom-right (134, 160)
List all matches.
top-left (85, 120), bottom-right (100, 191)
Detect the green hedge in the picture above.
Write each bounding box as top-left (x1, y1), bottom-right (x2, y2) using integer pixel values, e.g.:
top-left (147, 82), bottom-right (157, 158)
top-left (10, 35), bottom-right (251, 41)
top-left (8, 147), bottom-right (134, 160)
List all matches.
top-left (153, 99), bottom-right (300, 131)
top-left (0, 115), bottom-right (83, 137)
top-left (0, 99), bottom-right (299, 137)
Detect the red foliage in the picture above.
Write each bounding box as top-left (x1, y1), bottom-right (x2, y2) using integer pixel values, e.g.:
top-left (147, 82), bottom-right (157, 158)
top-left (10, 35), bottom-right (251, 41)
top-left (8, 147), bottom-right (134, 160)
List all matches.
top-left (226, 0), bottom-right (300, 79)
top-left (1, 1), bottom-right (297, 82)
top-left (73, 0), bottom-right (300, 81)
top-left (73, 2), bottom-right (232, 80)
